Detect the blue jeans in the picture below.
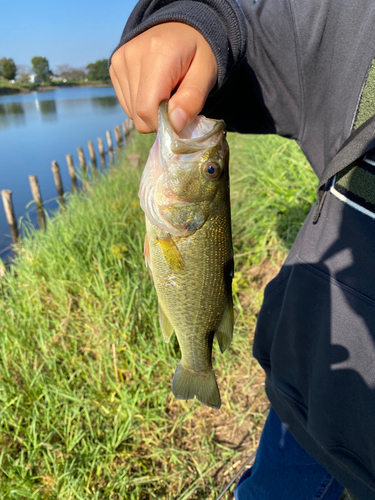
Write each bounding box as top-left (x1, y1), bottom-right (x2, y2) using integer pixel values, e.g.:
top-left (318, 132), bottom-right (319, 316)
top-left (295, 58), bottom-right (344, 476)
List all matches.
top-left (234, 408), bottom-right (344, 500)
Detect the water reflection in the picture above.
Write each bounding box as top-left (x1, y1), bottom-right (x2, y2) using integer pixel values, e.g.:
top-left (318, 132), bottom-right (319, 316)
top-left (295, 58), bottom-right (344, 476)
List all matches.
top-left (38, 99), bottom-right (57, 121)
top-left (58, 98), bottom-right (83, 111)
top-left (91, 96), bottom-right (118, 108)
top-left (0, 93), bottom-right (120, 130)
top-left (0, 97), bottom-right (59, 128)
top-left (0, 102), bottom-right (26, 128)
top-left (7, 102), bottom-right (25, 115)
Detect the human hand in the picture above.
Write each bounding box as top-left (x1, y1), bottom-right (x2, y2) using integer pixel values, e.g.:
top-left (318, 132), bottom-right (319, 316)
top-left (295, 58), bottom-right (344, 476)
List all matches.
top-left (110, 22), bottom-right (218, 133)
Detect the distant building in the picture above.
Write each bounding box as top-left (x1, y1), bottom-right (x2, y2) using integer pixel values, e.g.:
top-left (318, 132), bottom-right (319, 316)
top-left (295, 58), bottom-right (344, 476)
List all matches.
top-left (29, 74), bottom-right (42, 84)
top-left (50, 75), bottom-right (67, 83)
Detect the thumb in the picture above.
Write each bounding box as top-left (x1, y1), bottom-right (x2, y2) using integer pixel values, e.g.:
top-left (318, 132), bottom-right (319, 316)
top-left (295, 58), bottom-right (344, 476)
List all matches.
top-left (168, 51), bottom-right (217, 133)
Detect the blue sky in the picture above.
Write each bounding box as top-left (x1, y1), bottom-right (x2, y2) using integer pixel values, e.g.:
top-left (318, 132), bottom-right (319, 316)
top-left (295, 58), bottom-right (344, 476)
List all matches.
top-left (1, 0), bottom-right (138, 71)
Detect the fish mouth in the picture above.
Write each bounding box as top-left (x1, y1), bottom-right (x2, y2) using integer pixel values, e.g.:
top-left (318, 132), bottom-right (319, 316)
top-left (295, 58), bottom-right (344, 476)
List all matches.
top-left (139, 101), bottom-right (226, 236)
top-left (159, 100), bottom-right (226, 155)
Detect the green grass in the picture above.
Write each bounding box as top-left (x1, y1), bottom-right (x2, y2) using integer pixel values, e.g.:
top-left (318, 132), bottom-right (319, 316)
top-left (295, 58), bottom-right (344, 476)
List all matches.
top-left (0, 132), bottom-right (316, 499)
top-left (0, 80), bottom-right (39, 94)
top-left (230, 133), bottom-right (316, 266)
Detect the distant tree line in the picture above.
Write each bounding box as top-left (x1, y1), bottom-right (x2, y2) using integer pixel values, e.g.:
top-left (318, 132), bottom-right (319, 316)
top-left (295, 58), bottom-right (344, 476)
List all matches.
top-left (31, 57), bottom-right (52, 81)
top-left (86, 59), bottom-right (110, 82)
top-left (0, 58), bottom-right (17, 80)
top-left (55, 64), bottom-right (87, 81)
top-left (0, 56), bottom-right (110, 83)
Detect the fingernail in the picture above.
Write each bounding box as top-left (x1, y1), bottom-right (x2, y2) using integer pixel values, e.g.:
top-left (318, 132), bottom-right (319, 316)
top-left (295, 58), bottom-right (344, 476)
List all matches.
top-left (169, 107), bottom-right (188, 133)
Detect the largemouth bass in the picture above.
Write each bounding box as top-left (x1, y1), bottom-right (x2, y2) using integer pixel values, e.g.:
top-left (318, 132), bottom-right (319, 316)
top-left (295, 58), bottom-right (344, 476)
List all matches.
top-left (139, 101), bottom-right (233, 410)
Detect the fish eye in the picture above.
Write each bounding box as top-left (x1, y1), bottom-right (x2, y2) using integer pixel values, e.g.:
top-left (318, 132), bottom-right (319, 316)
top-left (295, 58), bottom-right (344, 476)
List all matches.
top-left (203, 162), bottom-right (221, 179)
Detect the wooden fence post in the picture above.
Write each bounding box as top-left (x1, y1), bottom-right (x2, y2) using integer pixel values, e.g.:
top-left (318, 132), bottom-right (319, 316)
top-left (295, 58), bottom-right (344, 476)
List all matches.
top-left (106, 131), bottom-right (114, 164)
top-left (1, 189), bottom-right (19, 243)
top-left (77, 146), bottom-right (87, 173)
top-left (114, 125), bottom-right (123, 149)
top-left (127, 154), bottom-right (141, 167)
top-left (124, 120), bottom-right (130, 139)
top-left (124, 119), bottom-right (135, 141)
top-left (127, 119), bottom-right (135, 137)
top-left (88, 140), bottom-right (97, 171)
top-left (97, 137), bottom-right (105, 155)
top-left (51, 161), bottom-right (65, 207)
top-left (106, 130), bottom-right (113, 150)
top-left (0, 259), bottom-right (5, 277)
top-left (97, 138), bottom-right (106, 169)
top-left (66, 154), bottom-right (78, 191)
top-left (29, 175), bottom-right (46, 230)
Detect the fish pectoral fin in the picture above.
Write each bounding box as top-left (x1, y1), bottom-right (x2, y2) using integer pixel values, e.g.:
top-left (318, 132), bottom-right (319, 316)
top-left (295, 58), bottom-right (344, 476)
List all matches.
top-left (215, 300), bottom-right (234, 354)
top-left (158, 303), bottom-right (174, 343)
top-left (144, 232), bottom-right (151, 269)
top-left (157, 234), bottom-right (184, 273)
top-left (172, 362), bottom-right (221, 410)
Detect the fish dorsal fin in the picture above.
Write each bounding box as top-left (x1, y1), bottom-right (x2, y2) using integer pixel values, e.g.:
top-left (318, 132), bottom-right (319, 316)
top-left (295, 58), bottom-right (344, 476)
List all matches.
top-left (215, 301), bottom-right (234, 354)
top-left (158, 303), bottom-right (174, 343)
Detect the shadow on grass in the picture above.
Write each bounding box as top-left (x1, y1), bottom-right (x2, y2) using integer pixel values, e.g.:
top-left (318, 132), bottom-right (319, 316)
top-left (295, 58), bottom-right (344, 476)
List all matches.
top-left (275, 203), bottom-right (313, 250)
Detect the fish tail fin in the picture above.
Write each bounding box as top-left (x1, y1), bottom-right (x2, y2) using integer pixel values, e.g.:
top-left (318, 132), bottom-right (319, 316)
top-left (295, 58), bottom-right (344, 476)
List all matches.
top-left (172, 363), bottom-right (221, 409)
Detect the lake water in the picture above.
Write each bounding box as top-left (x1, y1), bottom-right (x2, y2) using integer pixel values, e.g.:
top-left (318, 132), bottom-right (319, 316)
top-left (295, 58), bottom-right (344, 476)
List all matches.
top-left (0, 86), bottom-right (128, 261)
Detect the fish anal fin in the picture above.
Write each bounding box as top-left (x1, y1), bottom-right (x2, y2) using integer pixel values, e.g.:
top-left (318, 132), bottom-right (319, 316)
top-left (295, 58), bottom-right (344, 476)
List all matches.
top-left (172, 363), bottom-right (221, 410)
top-left (215, 300), bottom-right (234, 354)
top-left (158, 303), bottom-right (174, 343)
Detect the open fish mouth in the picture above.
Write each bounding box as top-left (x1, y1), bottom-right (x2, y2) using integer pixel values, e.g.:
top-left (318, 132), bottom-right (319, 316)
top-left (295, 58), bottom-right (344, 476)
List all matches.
top-left (159, 100), bottom-right (226, 155)
top-left (139, 100), bottom-right (227, 236)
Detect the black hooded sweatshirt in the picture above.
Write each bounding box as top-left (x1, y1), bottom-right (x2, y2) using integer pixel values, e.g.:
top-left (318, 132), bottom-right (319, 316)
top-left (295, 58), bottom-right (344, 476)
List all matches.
top-left (111, 2), bottom-right (375, 498)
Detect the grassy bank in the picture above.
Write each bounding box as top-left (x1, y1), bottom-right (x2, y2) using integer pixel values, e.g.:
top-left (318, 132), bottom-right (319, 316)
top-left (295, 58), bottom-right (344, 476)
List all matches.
top-left (0, 131), bottom-right (316, 499)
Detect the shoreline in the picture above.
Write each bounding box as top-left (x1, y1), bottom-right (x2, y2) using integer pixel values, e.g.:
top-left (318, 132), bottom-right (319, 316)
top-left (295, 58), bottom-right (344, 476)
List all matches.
top-left (0, 82), bottom-right (112, 96)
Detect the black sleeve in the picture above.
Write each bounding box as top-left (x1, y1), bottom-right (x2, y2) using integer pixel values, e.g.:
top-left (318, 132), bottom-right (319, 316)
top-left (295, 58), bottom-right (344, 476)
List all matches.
top-left (203, 0), bottom-right (302, 140)
top-left (235, 0), bottom-right (375, 177)
top-left (111, 0), bottom-right (375, 177)
top-left (110, 0), bottom-right (247, 90)
top-left (111, 0), bottom-right (298, 137)
top-left (110, 0), bottom-right (301, 139)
